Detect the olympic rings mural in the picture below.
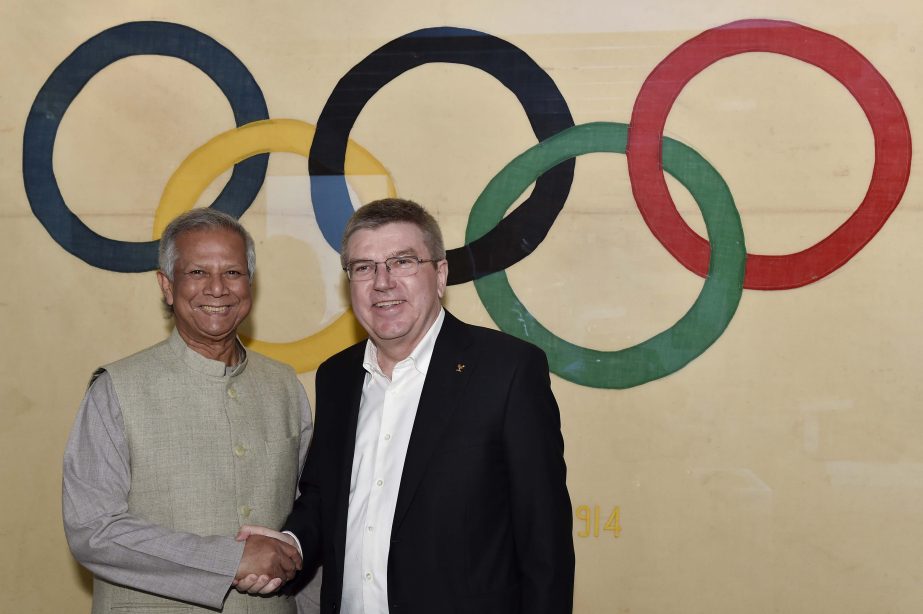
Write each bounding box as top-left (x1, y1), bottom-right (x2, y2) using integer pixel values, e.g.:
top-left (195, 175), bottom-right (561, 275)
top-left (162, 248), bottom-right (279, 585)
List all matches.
top-left (22, 19), bottom-right (911, 389)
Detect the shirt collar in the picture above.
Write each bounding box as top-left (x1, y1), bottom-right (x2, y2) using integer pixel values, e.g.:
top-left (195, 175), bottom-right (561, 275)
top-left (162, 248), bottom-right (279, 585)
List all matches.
top-left (363, 308), bottom-right (445, 378)
top-left (167, 327), bottom-right (248, 378)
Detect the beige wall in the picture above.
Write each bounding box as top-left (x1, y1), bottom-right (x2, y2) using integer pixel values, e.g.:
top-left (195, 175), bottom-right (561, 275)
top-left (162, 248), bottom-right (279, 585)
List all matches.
top-left (2, 1), bottom-right (922, 612)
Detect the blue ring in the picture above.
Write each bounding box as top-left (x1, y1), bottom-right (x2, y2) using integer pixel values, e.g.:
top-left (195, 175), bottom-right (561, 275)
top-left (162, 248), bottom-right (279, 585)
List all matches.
top-left (308, 27), bottom-right (575, 284)
top-left (23, 21), bottom-right (270, 272)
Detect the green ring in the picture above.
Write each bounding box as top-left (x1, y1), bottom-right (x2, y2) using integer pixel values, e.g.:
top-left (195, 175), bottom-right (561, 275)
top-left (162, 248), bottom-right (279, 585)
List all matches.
top-left (466, 122), bottom-right (746, 389)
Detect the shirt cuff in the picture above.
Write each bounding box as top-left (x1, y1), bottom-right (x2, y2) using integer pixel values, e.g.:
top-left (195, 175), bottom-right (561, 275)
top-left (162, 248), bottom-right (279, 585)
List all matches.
top-left (283, 530), bottom-right (303, 558)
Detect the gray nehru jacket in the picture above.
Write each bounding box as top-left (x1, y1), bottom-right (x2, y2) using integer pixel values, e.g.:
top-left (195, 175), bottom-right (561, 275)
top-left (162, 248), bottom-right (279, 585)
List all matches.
top-left (63, 328), bottom-right (314, 613)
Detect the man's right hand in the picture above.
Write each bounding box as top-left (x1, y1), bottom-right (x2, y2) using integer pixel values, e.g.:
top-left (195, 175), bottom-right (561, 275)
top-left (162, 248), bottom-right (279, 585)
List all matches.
top-left (233, 532), bottom-right (302, 595)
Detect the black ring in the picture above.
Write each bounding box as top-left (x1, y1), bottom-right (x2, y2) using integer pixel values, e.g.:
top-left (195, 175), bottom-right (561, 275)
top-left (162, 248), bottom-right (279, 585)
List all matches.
top-left (308, 26), bottom-right (576, 284)
top-left (23, 21), bottom-right (270, 272)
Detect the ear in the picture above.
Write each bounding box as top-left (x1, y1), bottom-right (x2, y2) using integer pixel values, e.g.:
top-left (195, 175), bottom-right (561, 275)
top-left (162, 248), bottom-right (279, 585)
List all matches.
top-left (435, 259), bottom-right (448, 299)
top-left (156, 271), bottom-right (175, 306)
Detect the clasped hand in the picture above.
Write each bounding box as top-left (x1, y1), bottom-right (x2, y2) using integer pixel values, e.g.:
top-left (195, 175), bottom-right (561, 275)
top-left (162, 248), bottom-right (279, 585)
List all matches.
top-left (233, 525), bottom-right (301, 594)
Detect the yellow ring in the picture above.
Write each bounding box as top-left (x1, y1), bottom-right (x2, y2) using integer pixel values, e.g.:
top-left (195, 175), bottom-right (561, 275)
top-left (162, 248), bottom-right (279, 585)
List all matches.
top-left (239, 312), bottom-right (366, 373)
top-left (154, 118), bottom-right (391, 371)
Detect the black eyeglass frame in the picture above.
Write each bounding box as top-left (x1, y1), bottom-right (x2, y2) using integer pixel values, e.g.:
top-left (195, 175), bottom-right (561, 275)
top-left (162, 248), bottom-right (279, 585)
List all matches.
top-left (343, 256), bottom-right (440, 281)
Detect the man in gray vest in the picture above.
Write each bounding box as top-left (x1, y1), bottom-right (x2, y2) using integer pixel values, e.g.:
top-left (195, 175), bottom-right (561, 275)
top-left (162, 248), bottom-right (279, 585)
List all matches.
top-left (63, 209), bottom-right (318, 613)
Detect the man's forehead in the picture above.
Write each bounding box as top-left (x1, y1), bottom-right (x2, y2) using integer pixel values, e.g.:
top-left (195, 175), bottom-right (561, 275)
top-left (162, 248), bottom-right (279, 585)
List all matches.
top-left (175, 228), bottom-right (247, 257)
top-left (177, 227), bottom-right (242, 244)
top-left (347, 223), bottom-right (426, 254)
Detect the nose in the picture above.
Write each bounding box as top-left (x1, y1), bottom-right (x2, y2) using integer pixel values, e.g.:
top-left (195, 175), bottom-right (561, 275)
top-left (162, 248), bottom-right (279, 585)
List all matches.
top-left (372, 262), bottom-right (395, 291)
top-left (205, 273), bottom-right (228, 296)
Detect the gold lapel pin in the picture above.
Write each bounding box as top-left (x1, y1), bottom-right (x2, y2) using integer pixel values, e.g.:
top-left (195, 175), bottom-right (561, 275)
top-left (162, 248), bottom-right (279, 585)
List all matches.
top-left (456, 363), bottom-right (465, 373)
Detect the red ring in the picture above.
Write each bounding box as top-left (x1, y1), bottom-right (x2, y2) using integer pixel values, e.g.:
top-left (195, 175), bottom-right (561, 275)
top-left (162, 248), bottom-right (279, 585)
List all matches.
top-left (626, 19), bottom-right (911, 290)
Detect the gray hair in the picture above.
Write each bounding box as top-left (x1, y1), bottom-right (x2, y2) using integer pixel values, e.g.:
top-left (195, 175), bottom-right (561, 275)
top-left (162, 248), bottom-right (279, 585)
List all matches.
top-left (159, 208), bottom-right (256, 282)
top-left (341, 198), bottom-right (445, 267)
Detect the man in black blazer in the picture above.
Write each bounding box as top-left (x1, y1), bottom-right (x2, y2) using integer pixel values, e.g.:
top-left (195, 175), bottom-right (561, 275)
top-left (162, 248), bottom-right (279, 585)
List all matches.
top-left (237, 198), bottom-right (573, 614)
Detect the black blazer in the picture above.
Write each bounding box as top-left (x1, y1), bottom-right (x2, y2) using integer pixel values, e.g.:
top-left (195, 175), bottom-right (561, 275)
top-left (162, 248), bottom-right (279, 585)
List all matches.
top-left (285, 311), bottom-right (574, 614)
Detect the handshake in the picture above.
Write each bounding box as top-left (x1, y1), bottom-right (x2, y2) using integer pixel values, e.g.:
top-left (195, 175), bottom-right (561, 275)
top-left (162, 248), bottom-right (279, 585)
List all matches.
top-left (233, 525), bottom-right (302, 594)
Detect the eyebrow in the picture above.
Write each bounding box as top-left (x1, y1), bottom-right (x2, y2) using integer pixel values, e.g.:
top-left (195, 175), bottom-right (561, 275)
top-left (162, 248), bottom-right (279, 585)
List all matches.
top-left (353, 248), bottom-right (419, 261)
top-left (388, 249), bottom-right (419, 258)
top-left (183, 262), bottom-right (246, 269)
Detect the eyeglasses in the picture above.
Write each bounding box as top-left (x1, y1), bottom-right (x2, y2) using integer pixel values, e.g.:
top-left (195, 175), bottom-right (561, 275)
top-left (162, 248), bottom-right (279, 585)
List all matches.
top-left (343, 256), bottom-right (439, 281)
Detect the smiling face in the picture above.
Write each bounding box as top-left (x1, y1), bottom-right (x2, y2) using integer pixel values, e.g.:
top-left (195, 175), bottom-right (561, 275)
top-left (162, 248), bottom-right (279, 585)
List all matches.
top-left (346, 222), bottom-right (448, 366)
top-left (157, 228), bottom-right (252, 362)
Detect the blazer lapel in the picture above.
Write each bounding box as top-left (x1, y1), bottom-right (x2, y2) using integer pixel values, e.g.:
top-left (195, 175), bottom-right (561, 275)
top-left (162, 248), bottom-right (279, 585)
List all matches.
top-left (391, 312), bottom-right (473, 532)
top-left (331, 346), bottom-right (367, 580)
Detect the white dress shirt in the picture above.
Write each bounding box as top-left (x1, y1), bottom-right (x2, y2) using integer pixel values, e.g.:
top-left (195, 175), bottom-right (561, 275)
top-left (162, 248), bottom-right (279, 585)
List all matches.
top-left (340, 309), bottom-right (445, 614)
